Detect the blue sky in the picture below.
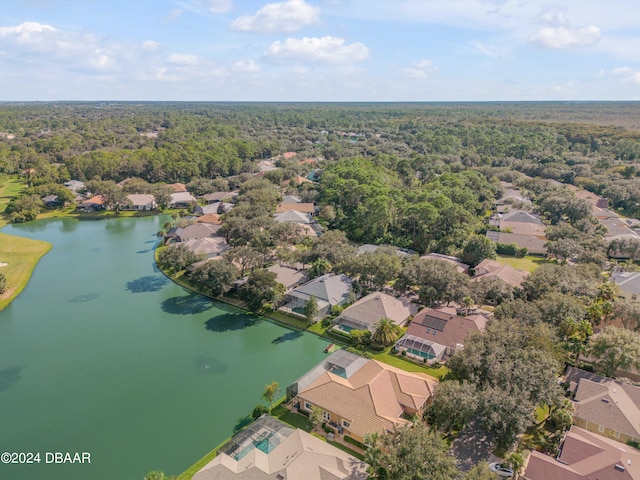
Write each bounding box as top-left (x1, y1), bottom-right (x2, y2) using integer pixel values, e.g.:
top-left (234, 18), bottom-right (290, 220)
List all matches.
top-left (1, 0), bottom-right (639, 101)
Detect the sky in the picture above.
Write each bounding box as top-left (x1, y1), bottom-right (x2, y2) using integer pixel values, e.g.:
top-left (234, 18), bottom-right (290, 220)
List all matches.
top-left (1, 0), bottom-right (639, 101)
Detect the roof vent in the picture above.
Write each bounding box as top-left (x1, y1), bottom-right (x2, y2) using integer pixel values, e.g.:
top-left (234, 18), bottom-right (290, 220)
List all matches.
top-left (614, 464), bottom-right (625, 472)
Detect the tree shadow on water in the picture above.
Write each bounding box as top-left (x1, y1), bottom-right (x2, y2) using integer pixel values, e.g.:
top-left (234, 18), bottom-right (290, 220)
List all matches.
top-left (271, 330), bottom-right (303, 344)
top-left (126, 275), bottom-right (168, 293)
top-left (0, 366), bottom-right (21, 392)
top-left (161, 293), bottom-right (213, 315)
top-left (233, 415), bottom-right (253, 433)
top-left (205, 313), bottom-right (259, 332)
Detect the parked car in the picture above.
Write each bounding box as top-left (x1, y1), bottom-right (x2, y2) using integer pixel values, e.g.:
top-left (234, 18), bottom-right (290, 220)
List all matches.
top-left (489, 462), bottom-right (514, 478)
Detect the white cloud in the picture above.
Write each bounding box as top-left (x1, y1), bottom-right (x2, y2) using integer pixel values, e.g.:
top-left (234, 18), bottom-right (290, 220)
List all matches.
top-left (167, 53), bottom-right (199, 66)
top-left (231, 0), bottom-right (320, 34)
top-left (207, 0), bottom-right (233, 13)
top-left (534, 6), bottom-right (569, 27)
top-left (264, 36), bottom-right (368, 64)
top-left (469, 40), bottom-right (509, 58)
top-left (613, 67), bottom-right (640, 84)
top-left (402, 59), bottom-right (439, 78)
top-left (232, 59), bottom-right (260, 72)
top-left (529, 25), bottom-right (600, 48)
top-left (0, 21), bottom-right (57, 37)
top-left (142, 40), bottom-right (160, 52)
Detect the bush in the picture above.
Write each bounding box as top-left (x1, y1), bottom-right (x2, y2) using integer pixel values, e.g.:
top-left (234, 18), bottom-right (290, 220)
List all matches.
top-left (252, 405), bottom-right (269, 419)
top-left (496, 242), bottom-right (527, 258)
top-left (344, 436), bottom-right (366, 450)
top-left (297, 407), bottom-right (310, 417)
top-left (401, 350), bottom-right (407, 357)
top-left (627, 440), bottom-right (640, 450)
top-left (331, 304), bottom-right (344, 316)
top-left (321, 318), bottom-right (332, 328)
top-left (323, 424), bottom-right (335, 434)
top-left (369, 342), bottom-right (385, 352)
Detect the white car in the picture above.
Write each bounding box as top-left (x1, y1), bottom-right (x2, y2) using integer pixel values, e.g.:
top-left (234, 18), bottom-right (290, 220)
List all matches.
top-left (489, 462), bottom-right (514, 478)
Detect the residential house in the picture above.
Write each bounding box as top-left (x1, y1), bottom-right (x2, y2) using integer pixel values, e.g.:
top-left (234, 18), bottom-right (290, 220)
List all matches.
top-left (356, 244), bottom-right (415, 258)
top-left (167, 182), bottom-right (187, 193)
top-left (168, 223), bottom-right (221, 243)
top-left (471, 258), bottom-right (529, 289)
top-left (200, 191), bottom-right (238, 204)
top-left (611, 271), bottom-right (640, 302)
top-left (274, 210), bottom-right (312, 224)
top-left (195, 202), bottom-right (234, 216)
top-left (498, 221), bottom-right (547, 237)
top-left (41, 194), bottom-right (61, 208)
top-left (565, 368), bottom-right (640, 444)
top-left (275, 203), bottom-right (316, 215)
top-left (124, 194), bottom-right (156, 211)
top-left (64, 180), bottom-right (85, 193)
top-left (267, 264), bottom-right (308, 290)
top-left (196, 214), bottom-right (222, 225)
top-left (420, 253), bottom-right (470, 274)
top-left (395, 307), bottom-right (487, 362)
top-left (78, 195), bottom-right (105, 212)
top-left (489, 210), bottom-right (543, 227)
top-left (294, 351), bottom-right (438, 444)
top-left (192, 416), bottom-right (368, 480)
top-left (333, 292), bottom-right (417, 334)
top-left (523, 426), bottom-right (640, 480)
top-left (486, 231), bottom-right (548, 255)
top-left (282, 194), bottom-right (302, 204)
top-left (182, 236), bottom-right (230, 259)
top-left (281, 273), bottom-right (353, 321)
top-left (169, 192), bottom-right (197, 209)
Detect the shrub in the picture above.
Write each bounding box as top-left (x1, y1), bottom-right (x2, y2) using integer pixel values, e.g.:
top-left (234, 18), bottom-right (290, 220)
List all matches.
top-left (297, 407), bottom-right (310, 417)
top-left (344, 436), bottom-right (366, 450)
top-left (331, 304), bottom-right (344, 316)
top-left (369, 342), bottom-right (385, 352)
top-left (321, 318), bottom-right (332, 328)
top-left (323, 424), bottom-right (335, 434)
top-left (252, 405), bottom-right (269, 419)
top-left (401, 350), bottom-right (407, 357)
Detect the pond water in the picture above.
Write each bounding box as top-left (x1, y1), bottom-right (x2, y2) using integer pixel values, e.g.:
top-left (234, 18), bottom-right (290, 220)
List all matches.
top-left (0, 216), bottom-right (328, 480)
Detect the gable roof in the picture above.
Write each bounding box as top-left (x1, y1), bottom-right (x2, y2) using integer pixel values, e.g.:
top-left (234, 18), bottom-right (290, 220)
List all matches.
top-left (275, 203), bottom-right (315, 214)
top-left (403, 307), bottom-right (487, 353)
top-left (486, 231), bottom-right (548, 254)
top-left (497, 220), bottom-right (547, 237)
top-left (611, 271), bottom-right (640, 296)
top-left (182, 237), bottom-right (230, 257)
top-left (82, 195), bottom-right (104, 206)
top-left (334, 292), bottom-right (418, 331)
top-left (175, 223), bottom-right (221, 241)
top-left (289, 274), bottom-right (352, 306)
top-left (201, 191), bottom-right (239, 203)
top-left (524, 426), bottom-right (640, 480)
top-left (420, 253), bottom-right (470, 273)
top-left (573, 377), bottom-right (640, 440)
top-left (170, 191), bottom-right (197, 204)
top-left (282, 194), bottom-right (302, 204)
top-left (126, 194), bottom-right (155, 206)
top-left (193, 416), bottom-right (368, 480)
top-left (267, 264), bottom-right (308, 290)
top-left (274, 210), bottom-right (312, 224)
top-left (472, 258), bottom-right (529, 288)
top-left (298, 359), bottom-right (438, 440)
top-left (167, 182), bottom-right (187, 193)
top-left (500, 210), bottom-right (543, 224)
top-left (197, 214), bottom-right (223, 225)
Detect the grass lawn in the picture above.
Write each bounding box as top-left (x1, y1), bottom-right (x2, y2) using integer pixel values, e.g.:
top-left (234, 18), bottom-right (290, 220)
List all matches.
top-left (496, 254), bottom-right (548, 273)
top-left (372, 349), bottom-right (449, 380)
top-left (0, 178), bottom-right (53, 310)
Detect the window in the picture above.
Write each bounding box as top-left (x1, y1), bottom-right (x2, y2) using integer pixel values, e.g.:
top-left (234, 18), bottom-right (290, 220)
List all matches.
top-left (599, 425), bottom-right (605, 433)
top-left (342, 420), bottom-right (351, 428)
top-left (323, 410), bottom-right (331, 422)
top-left (304, 402), bottom-right (312, 411)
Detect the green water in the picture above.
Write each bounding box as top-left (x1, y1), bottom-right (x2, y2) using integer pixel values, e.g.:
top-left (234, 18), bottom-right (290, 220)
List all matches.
top-left (0, 216), bottom-right (328, 480)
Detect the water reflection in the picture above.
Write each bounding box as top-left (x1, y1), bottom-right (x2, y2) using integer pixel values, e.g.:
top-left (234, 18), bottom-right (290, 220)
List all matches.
top-left (0, 366), bottom-right (21, 392)
top-left (125, 275), bottom-right (168, 293)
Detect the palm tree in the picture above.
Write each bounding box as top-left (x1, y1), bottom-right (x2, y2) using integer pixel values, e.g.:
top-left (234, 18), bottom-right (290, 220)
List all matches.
top-left (372, 317), bottom-right (401, 346)
top-left (460, 296), bottom-right (475, 315)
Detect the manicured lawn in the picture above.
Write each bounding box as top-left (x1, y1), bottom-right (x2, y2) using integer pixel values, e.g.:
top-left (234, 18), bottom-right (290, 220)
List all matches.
top-left (272, 405), bottom-right (314, 431)
top-left (0, 178), bottom-right (53, 310)
top-left (496, 254), bottom-right (548, 273)
top-left (372, 350), bottom-right (449, 380)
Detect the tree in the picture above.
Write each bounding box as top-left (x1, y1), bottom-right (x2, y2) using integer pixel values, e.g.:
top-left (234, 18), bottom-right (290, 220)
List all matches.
top-left (612, 300), bottom-right (640, 332)
top-left (309, 258), bottom-right (332, 278)
top-left (349, 329), bottom-right (372, 348)
top-left (157, 245), bottom-right (201, 274)
top-left (505, 452), bottom-right (525, 479)
top-left (587, 326), bottom-right (640, 376)
top-left (309, 406), bottom-right (323, 431)
top-left (252, 404), bottom-right (269, 419)
top-left (559, 317), bottom-right (593, 365)
top-left (372, 317), bottom-right (401, 346)
top-left (463, 463), bottom-right (499, 480)
top-left (368, 422), bottom-right (460, 480)
top-left (240, 269), bottom-right (282, 311)
top-left (189, 259), bottom-right (239, 296)
top-left (0, 273), bottom-right (8, 294)
top-left (262, 381), bottom-right (280, 414)
top-left (461, 235), bottom-right (497, 267)
top-left (427, 380), bottom-right (479, 433)
top-left (304, 295), bottom-right (319, 322)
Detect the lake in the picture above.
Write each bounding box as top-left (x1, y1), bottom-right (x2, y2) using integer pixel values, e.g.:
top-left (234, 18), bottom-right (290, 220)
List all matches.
top-left (0, 216), bottom-right (329, 480)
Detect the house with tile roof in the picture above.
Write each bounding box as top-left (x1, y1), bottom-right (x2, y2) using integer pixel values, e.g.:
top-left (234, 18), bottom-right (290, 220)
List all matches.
top-left (181, 236), bottom-right (230, 259)
top-left (282, 194), bottom-right (302, 204)
top-left (78, 195), bottom-right (105, 211)
top-left (471, 258), bottom-right (529, 289)
top-left (395, 307), bottom-right (487, 362)
top-left (281, 273), bottom-right (353, 321)
top-left (196, 214), bottom-right (223, 225)
top-left (169, 191), bottom-right (197, 209)
top-left (274, 210), bottom-right (312, 224)
top-left (569, 372), bottom-right (640, 444)
top-left (200, 191), bottom-right (239, 204)
top-left (168, 223), bottom-right (222, 243)
top-left (124, 194), bottom-right (156, 211)
top-left (333, 292), bottom-right (418, 334)
top-left (611, 271), bottom-right (640, 303)
top-left (295, 356), bottom-right (438, 444)
top-left (486, 231), bottom-right (548, 255)
top-left (523, 426), bottom-right (640, 480)
top-left (192, 415), bottom-right (368, 480)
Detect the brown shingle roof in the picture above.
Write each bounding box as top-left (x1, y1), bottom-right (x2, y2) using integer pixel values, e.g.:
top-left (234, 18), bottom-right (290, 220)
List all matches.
top-left (275, 203), bottom-right (315, 214)
top-left (334, 292), bottom-right (418, 332)
top-left (472, 258), bottom-right (529, 288)
top-left (524, 426), bottom-right (640, 480)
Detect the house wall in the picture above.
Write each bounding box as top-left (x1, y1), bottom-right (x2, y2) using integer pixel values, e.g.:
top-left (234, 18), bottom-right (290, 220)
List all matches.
top-left (573, 417), bottom-right (639, 444)
top-left (298, 398), bottom-right (365, 444)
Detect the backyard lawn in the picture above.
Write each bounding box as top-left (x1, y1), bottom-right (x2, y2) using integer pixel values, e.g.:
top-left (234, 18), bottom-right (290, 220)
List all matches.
top-left (496, 254), bottom-right (548, 273)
